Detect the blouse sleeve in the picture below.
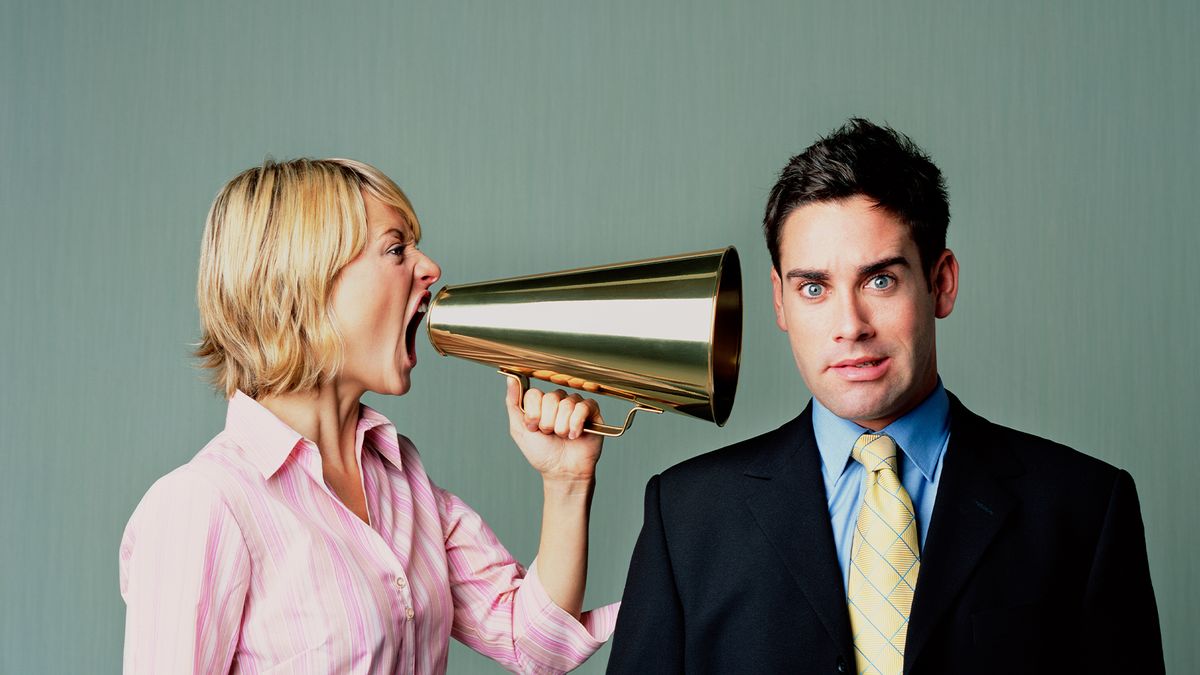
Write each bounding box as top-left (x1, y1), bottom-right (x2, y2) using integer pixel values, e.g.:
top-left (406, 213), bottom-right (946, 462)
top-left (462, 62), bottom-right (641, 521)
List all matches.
top-left (119, 467), bottom-right (251, 674)
top-left (435, 485), bottom-right (619, 675)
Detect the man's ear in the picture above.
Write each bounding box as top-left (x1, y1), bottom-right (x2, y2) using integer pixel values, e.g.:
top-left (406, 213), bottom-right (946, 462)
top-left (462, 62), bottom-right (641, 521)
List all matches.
top-left (931, 249), bottom-right (959, 319)
top-left (770, 267), bottom-right (788, 331)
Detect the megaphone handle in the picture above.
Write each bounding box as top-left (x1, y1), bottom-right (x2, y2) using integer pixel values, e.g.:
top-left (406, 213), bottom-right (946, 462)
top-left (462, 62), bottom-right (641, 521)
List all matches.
top-left (499, 370), bottom-right (663, 438)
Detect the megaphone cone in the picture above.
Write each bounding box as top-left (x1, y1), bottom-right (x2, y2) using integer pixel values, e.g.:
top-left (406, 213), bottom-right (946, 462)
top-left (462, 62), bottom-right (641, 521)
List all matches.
top-left (427, 247), bottom-right (742, 437)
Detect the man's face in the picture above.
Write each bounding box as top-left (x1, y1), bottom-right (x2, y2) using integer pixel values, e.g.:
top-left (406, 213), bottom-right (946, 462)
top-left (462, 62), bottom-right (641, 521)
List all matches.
top-left (770, 195), bottom-right (958, 430)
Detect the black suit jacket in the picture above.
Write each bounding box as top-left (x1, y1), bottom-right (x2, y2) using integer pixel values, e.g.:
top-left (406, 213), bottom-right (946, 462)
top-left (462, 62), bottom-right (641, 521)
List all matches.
top-left (607, 394), bottom-right (1163, 674)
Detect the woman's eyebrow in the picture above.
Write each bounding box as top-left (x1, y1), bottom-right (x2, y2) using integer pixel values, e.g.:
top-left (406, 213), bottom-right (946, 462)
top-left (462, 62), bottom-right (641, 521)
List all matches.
top-left (379, 228), bottom-right (410, 242)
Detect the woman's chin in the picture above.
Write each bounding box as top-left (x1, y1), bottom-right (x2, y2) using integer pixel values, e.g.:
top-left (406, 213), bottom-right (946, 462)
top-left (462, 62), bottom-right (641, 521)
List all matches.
top-left (388, 371), bottom-right (413, 396)
top-left (365, 371), bottom-right (412, 397)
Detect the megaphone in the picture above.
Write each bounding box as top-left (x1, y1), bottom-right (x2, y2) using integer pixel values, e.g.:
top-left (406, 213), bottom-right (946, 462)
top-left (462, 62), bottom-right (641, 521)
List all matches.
top-left (426, 247), bottom-right (742, 437)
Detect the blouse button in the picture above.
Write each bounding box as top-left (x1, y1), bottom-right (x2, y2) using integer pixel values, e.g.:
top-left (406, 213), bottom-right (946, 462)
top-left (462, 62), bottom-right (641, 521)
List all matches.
top-left (394, 576), bottom-right (406, 590)
top-left (405, 606), bottom-right (415, 621)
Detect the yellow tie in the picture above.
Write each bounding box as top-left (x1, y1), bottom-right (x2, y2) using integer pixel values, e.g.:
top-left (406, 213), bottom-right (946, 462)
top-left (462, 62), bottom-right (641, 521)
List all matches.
top-left (847, 433), bottom-right (920, 675)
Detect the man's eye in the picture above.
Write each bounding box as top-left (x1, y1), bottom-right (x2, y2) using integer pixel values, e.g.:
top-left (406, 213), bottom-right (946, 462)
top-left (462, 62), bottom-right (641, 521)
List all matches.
top-left (801, 283), bottom-right (824, 298)
top-left (869, 275), bottom-right (894, 290)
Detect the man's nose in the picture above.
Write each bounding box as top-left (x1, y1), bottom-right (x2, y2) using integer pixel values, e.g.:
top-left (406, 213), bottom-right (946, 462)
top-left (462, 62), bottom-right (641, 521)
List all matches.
top-left (833, 292), bottom-right (873, 342)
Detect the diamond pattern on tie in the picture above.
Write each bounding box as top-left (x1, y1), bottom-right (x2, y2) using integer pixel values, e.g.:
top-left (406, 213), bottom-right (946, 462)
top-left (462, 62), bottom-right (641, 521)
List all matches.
top-left (847, 433), bottom-right (920, 675)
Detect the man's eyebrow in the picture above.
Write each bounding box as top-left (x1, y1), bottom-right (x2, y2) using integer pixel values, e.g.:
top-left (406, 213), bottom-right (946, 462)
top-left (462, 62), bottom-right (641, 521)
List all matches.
top-left (783, 256), bottom-right (910, 281)
top-left (859, 256), bottom-right (910, 276)
top-left (784, 269), bottom-right (829, 282)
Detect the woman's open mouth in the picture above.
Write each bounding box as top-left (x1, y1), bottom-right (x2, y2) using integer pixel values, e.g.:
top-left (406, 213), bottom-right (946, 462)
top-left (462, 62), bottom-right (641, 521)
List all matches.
top-left (405, 293), bottom-right (430, 364)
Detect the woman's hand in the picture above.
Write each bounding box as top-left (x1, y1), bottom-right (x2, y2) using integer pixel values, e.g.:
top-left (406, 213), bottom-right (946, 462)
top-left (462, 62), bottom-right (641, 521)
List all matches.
top-left (504, 377), bottom-right (603, 618)
top-left (504, 378), bottom-right (604, 484)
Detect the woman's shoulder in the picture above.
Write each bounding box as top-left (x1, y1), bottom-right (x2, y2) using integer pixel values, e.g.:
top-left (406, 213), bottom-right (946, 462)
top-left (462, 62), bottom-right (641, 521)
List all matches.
top-left (119, 437), bottom-right (255, 596)
top-left (188, 430), bottom-right (265, 484)
top-left (126, 432), bottom-right (263, 526)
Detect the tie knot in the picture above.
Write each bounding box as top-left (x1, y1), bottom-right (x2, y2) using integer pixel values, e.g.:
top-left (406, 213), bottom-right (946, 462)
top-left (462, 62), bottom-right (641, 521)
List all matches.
top-left (852, 433), bottom-right (899, 473)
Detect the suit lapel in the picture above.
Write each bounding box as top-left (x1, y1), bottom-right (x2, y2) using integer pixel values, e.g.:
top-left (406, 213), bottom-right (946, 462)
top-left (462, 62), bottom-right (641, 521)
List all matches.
top-left (904, 394), bottom-right (1020, 671)
top-left (744, 406), bottom-right (854, 658)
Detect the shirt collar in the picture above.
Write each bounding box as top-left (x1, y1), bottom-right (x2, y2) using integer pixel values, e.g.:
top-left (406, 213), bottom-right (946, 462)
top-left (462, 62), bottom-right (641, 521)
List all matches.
top-left (358, 403), bottom-right (404, 471)
top-left (811, 379), bottom-right (950, 485)
top-left (224, 391), bottom-right (403, 479)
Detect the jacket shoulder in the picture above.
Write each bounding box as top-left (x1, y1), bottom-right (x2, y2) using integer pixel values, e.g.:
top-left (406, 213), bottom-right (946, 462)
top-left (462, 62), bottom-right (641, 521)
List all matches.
top-left (655, 413), bottom-right (810, 500)
top-left (954, 397), bottom-right (1126, 493)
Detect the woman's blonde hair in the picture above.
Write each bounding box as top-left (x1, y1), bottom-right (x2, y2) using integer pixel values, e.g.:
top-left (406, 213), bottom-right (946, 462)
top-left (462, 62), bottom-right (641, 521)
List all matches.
top-left (195, 158), bottom-right (420, 399)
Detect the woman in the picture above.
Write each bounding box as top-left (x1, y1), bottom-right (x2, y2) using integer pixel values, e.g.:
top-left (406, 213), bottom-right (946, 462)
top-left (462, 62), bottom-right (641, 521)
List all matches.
top-left (119, 158), bottom-right (617, 674)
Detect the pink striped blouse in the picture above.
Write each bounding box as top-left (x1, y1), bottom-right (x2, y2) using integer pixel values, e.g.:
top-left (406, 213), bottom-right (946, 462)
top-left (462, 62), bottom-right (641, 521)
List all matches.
top-left (119, 391), bottom-right (618, 674)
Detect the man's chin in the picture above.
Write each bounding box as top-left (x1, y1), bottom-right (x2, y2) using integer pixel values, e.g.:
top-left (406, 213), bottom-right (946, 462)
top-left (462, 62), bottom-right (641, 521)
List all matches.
top-left (817, 391), bottom-right (899, 428)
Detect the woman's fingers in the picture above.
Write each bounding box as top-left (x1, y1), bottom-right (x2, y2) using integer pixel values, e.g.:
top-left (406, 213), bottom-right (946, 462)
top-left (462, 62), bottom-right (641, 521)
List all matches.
top-left (566, 397), bottom-right (598, 439)
top-left (538, 389), bottom-right (567, 434)
top-left (523, 387), bottom-right (543, 431)
top-left (516, 385), bottom-right (601, 438)
top-left (504, 377), bottom-right (525, 426)
top-left (554, 394), bottom-right (585, 438)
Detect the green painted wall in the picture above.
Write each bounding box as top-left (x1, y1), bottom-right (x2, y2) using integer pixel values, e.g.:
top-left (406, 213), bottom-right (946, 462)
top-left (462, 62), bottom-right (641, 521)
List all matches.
top-left (3, 1), bottom-right (1196, 672)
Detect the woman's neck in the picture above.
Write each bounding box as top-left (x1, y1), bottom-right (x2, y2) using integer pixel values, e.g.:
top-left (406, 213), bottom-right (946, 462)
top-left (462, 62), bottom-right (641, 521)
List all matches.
top-left (256, 382), bottom-right (365, 473)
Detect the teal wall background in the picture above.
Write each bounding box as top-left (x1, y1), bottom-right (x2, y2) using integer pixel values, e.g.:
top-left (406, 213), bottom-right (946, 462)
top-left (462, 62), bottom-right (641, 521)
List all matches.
top-left (3, 1), bottom-right (1196, 672)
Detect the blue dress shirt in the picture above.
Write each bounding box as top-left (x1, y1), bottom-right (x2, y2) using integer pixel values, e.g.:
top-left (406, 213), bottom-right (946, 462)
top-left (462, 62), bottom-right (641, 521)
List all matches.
top-left (811, 379), bottom-right (951, 591)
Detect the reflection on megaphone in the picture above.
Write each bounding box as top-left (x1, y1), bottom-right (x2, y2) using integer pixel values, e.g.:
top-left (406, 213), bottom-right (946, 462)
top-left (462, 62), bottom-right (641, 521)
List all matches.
top-left (426, 247), bottom-right (742, 437)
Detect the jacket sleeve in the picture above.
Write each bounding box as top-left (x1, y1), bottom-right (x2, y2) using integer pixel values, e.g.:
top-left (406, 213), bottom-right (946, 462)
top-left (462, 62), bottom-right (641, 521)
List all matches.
top-left (1081, 469), bottom-right (1164, 673)
top-left (606, 474), bottom-right (685, 674)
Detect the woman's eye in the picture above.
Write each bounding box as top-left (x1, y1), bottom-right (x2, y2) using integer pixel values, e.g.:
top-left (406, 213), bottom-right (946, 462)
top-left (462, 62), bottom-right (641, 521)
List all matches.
top-left (388, 244), bottom-right (408, 257)
top-left (869, 275), bottom-right (894, 290)
top-left (801, 283), bottom-right (824, 298)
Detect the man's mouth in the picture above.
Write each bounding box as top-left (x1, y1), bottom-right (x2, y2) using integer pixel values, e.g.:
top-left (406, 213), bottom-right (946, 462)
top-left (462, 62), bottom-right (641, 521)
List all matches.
top-left (829, 356), bottom-right (891, 381)
top-left (832, 356), bottom-right (885, 367)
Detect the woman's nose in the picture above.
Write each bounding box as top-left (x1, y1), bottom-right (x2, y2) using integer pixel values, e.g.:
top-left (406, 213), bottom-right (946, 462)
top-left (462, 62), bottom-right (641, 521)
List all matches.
top-left (416, 251), bottom-right (441, 287)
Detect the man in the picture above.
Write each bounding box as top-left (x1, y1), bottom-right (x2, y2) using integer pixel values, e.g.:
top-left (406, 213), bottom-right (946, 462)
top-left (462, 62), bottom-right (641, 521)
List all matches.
top-left (607, 119), bottom-right (1163, 674)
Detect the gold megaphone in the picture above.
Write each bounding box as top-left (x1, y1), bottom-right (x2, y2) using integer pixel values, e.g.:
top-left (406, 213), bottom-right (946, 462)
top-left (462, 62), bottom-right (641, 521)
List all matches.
top-left (426, 247), bottom-right (742, 437)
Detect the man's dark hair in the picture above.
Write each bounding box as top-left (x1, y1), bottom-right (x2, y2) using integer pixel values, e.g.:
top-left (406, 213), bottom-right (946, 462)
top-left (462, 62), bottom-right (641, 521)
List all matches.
top-left (763, 118), bottom-right (949, 281)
